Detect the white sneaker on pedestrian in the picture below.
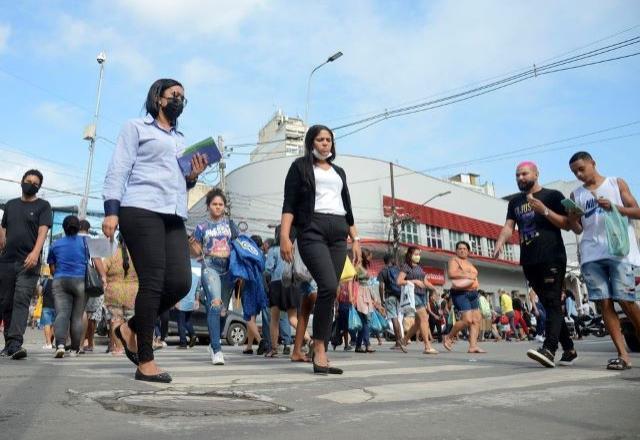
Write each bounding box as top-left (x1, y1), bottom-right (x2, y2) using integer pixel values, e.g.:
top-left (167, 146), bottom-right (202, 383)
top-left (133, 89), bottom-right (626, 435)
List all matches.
top-left (54, 345), bottom-right (65, 359)
top-left (208, 346), bottom-right (224, 365)
top-left (42, 343), bottom-right (53, 350)
top-left (535, 335), bottom-right (545, 343)
top-left (161, 341), bottom-right (168, 348)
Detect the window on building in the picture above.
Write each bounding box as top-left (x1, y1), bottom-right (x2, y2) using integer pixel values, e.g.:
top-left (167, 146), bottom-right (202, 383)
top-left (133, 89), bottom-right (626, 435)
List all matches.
top-left (469, 234), bottom-right (482, 255)
top-left (425, 225), bottom-right (443, 249)
top-left (487, 238), bottom-right (497, 257)
top-left (401, 222), bottom-right (420, 245)
top-left (449, 230), bottom-right (464, 251)
top-left (504, 244), bottom-right (515, 261)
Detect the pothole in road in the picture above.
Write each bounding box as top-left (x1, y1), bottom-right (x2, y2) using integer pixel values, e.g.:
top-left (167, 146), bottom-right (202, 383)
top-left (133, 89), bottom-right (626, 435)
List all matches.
top-left (73, 389), bottom-right (291, 417)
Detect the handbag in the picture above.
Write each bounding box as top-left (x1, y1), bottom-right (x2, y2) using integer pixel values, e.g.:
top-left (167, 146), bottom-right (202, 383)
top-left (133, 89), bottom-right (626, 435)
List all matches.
top-left (292, 240), bottom-right (313, 283)
top-left (83, 238), bottom-right (104, 298)
top-left (340, 256), bottom-right (357, 282)
top-left (604, 205), bottom-right (630, 257)
top-left (348, 305), bottom-right (362, 332)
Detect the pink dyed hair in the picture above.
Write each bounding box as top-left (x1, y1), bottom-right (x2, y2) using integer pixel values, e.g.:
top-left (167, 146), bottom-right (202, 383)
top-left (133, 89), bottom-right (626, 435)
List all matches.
top-left (516, 161), bottom-right (538, 171)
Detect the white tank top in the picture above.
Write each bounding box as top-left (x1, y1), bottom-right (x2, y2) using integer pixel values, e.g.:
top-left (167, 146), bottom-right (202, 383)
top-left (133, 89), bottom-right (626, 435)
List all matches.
top-left (572, 177), bottom-right (640, 266)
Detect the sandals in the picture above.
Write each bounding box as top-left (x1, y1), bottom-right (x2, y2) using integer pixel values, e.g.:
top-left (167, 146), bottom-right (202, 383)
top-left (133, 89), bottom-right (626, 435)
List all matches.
top-left (365, 348), bottom-right (376, 353)
top-left (442, 337), bottom-right (454, 352)
top-left (423, 348), bottom-right (439, 355)
top-left (265, 349), bottom-right (279, 358)
top-left (607, 357), bottom-right (631, 370)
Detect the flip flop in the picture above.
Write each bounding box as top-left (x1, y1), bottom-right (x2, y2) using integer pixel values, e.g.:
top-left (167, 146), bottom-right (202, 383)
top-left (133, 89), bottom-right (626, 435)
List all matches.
top-left (606, 357), bottom-right (631, 370)
top-left (442, 337), bottom-right (453, 352)
top-left (423, 348), bottom-right (439, 355)
top-left (291, 356), bottom-right (312, 363)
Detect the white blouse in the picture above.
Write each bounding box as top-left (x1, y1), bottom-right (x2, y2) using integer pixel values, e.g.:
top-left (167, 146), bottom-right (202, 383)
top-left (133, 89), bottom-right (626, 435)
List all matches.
top-left (313, 166), bottom-right (346, 216)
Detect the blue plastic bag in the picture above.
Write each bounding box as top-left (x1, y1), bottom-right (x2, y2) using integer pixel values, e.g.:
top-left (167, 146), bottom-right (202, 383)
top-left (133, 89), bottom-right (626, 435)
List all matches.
top-left (374, 310), bottom-right (389, 331)
top-left (348, 305), bottom-right (362, 332)
top-left (369, 311), bottom-right (383, 333)
top-left (605, 205), bottom-right (630, 257)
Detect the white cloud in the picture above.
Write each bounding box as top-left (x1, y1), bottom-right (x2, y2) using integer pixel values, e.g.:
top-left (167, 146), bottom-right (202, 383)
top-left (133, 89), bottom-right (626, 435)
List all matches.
top-left (34, 101), bottom-right (85, 131)
top-left (0, 24), bottom-right (10, 53)
top-left (180, 57), bottom-right (230, 88)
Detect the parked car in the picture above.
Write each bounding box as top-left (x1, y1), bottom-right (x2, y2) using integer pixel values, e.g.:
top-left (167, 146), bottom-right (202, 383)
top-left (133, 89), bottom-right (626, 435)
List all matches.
top-left (168, 305), bottom-right (247, 346)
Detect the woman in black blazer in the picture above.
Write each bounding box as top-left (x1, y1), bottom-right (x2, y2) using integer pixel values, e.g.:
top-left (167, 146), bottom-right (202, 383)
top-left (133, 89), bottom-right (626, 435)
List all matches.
top-left (280, 124), bottom-right (362, 375)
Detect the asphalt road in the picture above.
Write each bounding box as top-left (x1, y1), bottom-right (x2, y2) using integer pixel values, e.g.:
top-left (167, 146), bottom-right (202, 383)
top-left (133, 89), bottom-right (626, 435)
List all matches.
top-left (1, 328), bottom-right (639, 440)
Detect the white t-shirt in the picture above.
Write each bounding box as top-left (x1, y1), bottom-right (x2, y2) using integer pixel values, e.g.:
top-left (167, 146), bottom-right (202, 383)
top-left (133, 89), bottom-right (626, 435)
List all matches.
top-left (572, 177), bottom-right (640, 266)
top-left (313, 166), bottom-right (346, 216)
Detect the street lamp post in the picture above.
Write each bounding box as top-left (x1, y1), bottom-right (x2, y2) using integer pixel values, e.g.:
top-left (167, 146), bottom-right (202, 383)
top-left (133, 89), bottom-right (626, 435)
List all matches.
top-left (304, 51), bottom-right (343, 124)
top-left (422, 190), bottom-right (451, 206)
top-left (79, 51), bottom-right (106, 219)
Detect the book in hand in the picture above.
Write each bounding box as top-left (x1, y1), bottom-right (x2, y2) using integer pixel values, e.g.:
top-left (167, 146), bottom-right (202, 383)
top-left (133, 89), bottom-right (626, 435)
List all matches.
top-left (178, 137), bottom-right (222, 175)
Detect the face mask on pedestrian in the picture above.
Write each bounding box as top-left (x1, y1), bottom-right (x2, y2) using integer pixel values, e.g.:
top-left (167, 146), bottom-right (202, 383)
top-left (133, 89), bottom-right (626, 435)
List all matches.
top-left (312, 148), bottom-right (332, 160)
top-left (161, 97), bottom-right (184, 121)
top-left (21, 182), bottom-right (39, 196)
top-left (411, 254), bottom-right (421, 264)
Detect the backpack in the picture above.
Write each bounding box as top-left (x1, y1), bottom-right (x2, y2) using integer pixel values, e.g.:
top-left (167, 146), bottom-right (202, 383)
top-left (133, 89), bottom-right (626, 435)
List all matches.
top-left (386, 266), bottom-right (402, 296)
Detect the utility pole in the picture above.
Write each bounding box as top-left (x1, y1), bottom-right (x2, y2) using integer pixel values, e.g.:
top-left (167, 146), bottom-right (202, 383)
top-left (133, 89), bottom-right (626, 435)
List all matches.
top-left (217, 135), bottom-right (228, 215)
top-left (390, 162), bottom-right (400, 264)
top-left (79, 51), bottom-right (106, 219)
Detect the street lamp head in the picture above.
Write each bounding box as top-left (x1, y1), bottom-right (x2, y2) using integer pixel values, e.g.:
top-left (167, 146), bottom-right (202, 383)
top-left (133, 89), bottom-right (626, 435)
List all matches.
top-left (96, 52), bottom-right (107, 64)
top-left (327, 51), bottom-right (343, 63)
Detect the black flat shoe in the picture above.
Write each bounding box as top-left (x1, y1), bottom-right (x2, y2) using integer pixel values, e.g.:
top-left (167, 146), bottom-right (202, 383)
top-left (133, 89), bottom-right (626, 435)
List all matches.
top-left (115, 324), bottom-right (139, 366)
top-left (135, 369), bottom-right (172, 383)
top-left (313, 362), bottom-right (343, 375)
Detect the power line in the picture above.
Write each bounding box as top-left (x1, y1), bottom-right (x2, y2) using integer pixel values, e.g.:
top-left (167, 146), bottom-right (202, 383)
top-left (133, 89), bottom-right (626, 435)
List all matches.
top-left (0, 177), bottom-right (101, 199)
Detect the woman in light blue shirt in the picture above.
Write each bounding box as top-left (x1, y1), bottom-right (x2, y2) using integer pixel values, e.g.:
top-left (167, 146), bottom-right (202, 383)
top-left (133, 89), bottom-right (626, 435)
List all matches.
top-left (102, 78), bottom-right (207, 383)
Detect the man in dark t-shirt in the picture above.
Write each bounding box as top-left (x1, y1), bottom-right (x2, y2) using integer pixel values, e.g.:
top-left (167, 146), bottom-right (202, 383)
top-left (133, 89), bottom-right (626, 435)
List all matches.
top-left (494, 161), bottom-right (576, 368)
top-left (0, 169), bottom-right (52, 359)
top-left (377, 253), bottom-right (403, 350)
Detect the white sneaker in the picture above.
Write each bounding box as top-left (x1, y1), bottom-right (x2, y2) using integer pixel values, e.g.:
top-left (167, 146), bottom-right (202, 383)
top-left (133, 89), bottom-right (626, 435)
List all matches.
top-left (208, 346), bottom-right (224, 365)
top-left (54, 345), bottom-right (65, 358)
top-left (42, 343), bottom-right (53, 350)
top-left (535, 335), bottom-right (545, 343)
top-left (161, 341), bottom-right (168, 348)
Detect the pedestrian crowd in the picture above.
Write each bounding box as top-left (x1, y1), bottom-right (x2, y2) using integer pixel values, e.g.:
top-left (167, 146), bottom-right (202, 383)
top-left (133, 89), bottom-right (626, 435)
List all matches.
top-left (1, 78), bottom-right (638, 385)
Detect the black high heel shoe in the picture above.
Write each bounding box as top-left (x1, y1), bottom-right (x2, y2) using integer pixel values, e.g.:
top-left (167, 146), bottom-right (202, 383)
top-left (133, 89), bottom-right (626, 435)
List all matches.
top-left (312, 362), bottom-right (343, 375)
top-left (115, 324), bottom-right (139, 366)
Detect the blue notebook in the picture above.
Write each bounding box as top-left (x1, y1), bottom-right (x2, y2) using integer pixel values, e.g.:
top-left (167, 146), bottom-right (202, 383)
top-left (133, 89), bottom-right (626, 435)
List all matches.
top-left (178, 137), bottom-right (222, 175)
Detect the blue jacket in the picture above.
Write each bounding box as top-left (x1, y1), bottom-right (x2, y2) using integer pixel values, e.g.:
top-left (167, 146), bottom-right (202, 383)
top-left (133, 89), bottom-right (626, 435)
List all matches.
top-left (230, 235), bottom-right (268, 320)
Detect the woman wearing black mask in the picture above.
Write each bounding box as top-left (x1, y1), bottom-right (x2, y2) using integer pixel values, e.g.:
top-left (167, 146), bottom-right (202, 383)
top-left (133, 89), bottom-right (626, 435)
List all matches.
top-left (102, 79), bottom-right (207, 383)
top-left (280, 124), bottom-right (362, 375)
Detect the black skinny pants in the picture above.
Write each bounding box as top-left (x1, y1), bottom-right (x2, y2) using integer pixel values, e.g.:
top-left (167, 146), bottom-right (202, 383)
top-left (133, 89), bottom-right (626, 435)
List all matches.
top-left (119, 207), bottom-right (192, 363)
top-left (523, 261), bottom-right (574, 354)
top-left (298, 214), bottom-right (348, 342)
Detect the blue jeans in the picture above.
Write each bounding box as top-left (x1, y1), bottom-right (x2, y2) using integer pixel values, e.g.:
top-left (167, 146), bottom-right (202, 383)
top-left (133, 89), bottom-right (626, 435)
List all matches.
top-left (356, 311), bottom-right (370, 349)
top-left (200, 257), bottom-right (234, 353)
top-left (177, 310), bottom-right (195, 345)
top-left (260, 307), bottom-right (293, 351)
top-left (535, 302), bottom-right (546, 336)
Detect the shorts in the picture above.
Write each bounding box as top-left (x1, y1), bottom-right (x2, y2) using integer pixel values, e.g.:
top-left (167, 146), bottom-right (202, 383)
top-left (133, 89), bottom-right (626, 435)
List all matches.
top-left (299, 279), bottom-right (318, 297)
top-left (40, 307), bottom-right (55, 326)
top-left (105, 304), bottom-right (135, 322)
top-left (269, 280), bottom-right (300, 311)
top-left (385, 296), bottom-right (400, 319)
top-left (450, 290), bottom-right (480, 313)
top-left (414, 292), bottom-right (427, 310)
top-left (85, 295), bottom-right (103, 313)
top-left (582, 259), bottom-right (637, 302)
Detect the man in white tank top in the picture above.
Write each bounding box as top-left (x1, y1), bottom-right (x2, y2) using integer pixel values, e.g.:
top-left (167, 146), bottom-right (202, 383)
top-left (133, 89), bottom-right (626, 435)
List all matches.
top-left (568, 151), bottom-right (640, 370)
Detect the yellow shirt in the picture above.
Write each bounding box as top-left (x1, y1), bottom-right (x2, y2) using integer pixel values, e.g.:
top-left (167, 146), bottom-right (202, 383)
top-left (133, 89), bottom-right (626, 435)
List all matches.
top-left (500, 294), bottom-right (513, 314)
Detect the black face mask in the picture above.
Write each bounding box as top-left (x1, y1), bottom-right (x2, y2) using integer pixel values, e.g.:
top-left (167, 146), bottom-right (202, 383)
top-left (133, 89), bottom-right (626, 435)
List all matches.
top-left (517, 180), bottom-right (535, 192)
top-left (21, 182), bottom-right (39, 196)
top-left (162, 98), bottom-right (184, 121)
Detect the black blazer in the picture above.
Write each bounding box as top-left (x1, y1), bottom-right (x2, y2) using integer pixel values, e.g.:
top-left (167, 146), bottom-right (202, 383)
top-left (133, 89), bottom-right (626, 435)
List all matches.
top-left (282, 157), bottom-right (355, 231)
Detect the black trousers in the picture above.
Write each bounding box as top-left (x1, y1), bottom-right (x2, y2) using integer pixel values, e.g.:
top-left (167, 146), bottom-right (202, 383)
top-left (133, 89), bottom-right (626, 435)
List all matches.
top-left (298, 214), bottom-right (348, 342)
top-left (0, 262), bottom-right (39, 351)
top-left (119, 207), bottom-right (192, 363)
top-left (523, 261), bottom-right (574, 354)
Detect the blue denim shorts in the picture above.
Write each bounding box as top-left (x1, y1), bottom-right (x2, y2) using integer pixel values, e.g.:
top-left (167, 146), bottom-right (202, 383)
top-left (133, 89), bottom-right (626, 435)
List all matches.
top-left (299, 279), bottom-right (318, 297)
top-left (40, 307), bottom-right (55, 326)
top-left (384, 296), bottom-right (400, 319)
top-left (582, 259), bottom-right (637, 302)
top-left (450, 290), bottom-right (480, 313)
top-left (414, 292), bottom-right (427, 310)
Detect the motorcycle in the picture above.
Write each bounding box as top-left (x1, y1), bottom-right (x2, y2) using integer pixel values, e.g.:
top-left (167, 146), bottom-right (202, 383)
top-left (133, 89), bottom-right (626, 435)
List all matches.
top-left (580, 314), bottom-right (608, 338)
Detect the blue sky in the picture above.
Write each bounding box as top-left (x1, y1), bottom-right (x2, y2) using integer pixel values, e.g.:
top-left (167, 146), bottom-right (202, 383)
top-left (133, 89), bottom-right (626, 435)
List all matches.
top-left (0, 0), bottom-right (639, 213)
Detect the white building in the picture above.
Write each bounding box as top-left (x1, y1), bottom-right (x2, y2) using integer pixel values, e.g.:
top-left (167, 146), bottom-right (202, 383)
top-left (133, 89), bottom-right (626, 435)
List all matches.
top-left (189, 154), bottom-right (529, 303)
top-left (448, 173), bottom-right (496, 197)
top-left (249, 110), bottom-right (306, 163)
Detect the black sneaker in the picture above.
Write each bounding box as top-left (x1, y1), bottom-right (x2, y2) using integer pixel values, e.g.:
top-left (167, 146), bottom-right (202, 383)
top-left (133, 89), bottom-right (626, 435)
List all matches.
top-left (0, 347), bottom-right (8, 357)
top-left (282, 345), bottom-right (291, 355)
top-left (11, 347), bottom-right (27, 360)
top-left (527, 347), bottom-right (555, 368)
top-left (559, 350), bottom-right (578, 366)
top-left (256, 339), bottom-right (268, 356)
top-left (188, 335), bottom-right (197, 348)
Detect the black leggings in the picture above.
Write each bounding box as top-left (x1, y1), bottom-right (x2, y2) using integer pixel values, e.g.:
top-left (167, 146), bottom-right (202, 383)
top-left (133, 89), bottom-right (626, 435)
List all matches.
top-left (298, 214), bottom-right (348, 342)
top-left (523, 261), bottom-right (573, 354)
top-left (119, 207), bottom-right (192, 363)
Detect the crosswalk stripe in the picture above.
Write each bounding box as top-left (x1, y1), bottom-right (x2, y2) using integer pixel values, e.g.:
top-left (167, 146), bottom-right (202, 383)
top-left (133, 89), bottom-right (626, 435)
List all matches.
top-left (79, 359), bottom-right (393, 375)
top-left (318, 369), bottom-right (618, 404)
top-left (150, 364), bottom-right (488, 387)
